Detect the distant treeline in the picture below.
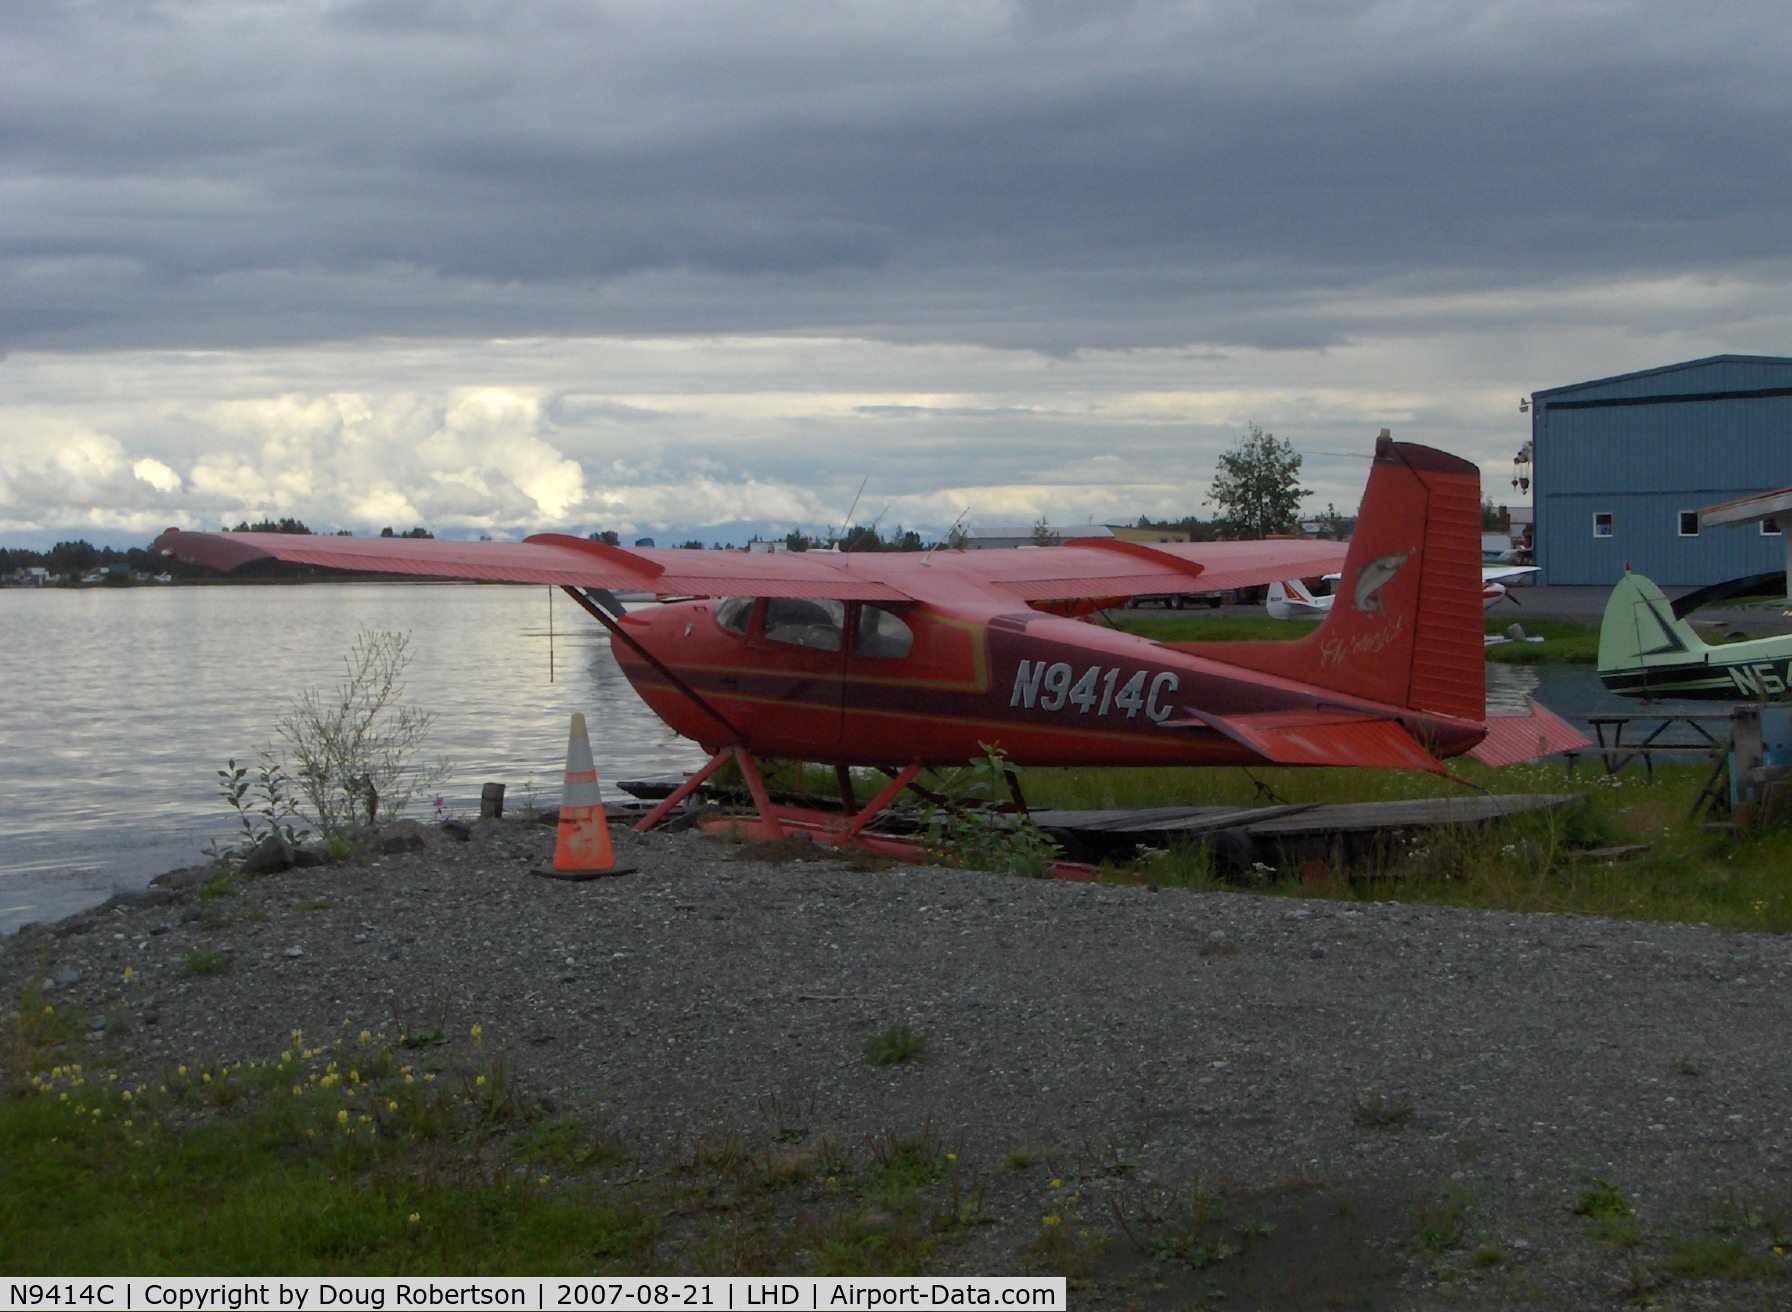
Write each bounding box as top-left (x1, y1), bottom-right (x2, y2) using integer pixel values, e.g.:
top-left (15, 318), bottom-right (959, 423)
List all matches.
top-left (4, 519), bottom-right (946, 581)
top-left (2, 518), bottom-right (440, 583)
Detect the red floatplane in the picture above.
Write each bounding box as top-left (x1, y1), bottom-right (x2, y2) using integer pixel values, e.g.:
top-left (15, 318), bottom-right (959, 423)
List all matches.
top-left (154, 434), bottom-right (1583, 849)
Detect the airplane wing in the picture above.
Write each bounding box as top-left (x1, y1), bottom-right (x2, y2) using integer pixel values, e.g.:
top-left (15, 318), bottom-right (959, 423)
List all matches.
top-left (149, 529), bottom-right (913, 601)
top-left (151, 528), bottom-right (1348, 606)
top-left (927, 537), bottom-right (1347, 602)
top-left (1482, 565), bottom-right (1540, 584)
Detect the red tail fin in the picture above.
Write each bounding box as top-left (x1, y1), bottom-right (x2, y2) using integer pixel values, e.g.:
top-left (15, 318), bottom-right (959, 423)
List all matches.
top-left (1198, 436), bottom-right (1485, 720)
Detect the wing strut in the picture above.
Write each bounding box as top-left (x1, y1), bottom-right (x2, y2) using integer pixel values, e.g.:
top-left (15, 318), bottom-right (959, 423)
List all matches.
top-left (557, 586), bottom-right (745, 744)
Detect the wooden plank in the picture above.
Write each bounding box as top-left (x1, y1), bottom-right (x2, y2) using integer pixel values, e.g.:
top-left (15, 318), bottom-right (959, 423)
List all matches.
top-left (1240, 794), bottom-right (1577, 837)
top-left (1033, 795), bottom-right (1576, 843)
top-left (1032, 804), bottom-right (1319, 836)
top-left (1030, 806), bottom-right (1236, 832)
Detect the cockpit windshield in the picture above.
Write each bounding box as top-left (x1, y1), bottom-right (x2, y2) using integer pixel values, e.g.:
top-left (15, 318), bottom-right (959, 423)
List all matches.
top-left (714, 596), bottom-right (755, 634)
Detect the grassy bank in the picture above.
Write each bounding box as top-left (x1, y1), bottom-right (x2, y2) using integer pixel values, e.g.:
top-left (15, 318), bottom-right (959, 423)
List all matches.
top-left (0, 1015), bottom-right (1001, 1277)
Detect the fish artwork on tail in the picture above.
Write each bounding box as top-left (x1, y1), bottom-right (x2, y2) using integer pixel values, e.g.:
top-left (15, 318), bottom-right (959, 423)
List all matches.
top-left (1353, 551), bottom-right (1410, 614)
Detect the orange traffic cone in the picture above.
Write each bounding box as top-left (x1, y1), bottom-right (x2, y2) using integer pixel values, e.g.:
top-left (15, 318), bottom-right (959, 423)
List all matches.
top-left (533, 712), bottom-right (635, 880)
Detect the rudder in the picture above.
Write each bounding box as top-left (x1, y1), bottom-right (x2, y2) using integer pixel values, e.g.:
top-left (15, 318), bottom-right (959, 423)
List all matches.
top-left (1196, 434), bottom-right (1485, 720)
top-left (1597, 570), bottom-right (1709, 695)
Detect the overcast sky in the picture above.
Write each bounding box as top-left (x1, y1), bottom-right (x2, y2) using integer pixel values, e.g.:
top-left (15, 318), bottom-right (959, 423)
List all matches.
top-left (4, 0), bottom-right (1790, 547)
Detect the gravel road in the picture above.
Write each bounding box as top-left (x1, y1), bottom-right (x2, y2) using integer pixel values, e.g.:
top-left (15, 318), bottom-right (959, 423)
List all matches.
top-left (6, 817), bottom-right (1791, 1308)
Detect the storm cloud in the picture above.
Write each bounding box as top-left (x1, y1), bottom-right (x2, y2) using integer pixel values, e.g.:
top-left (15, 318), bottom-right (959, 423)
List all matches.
top-left (4, 1), bottom-right (1790, 541)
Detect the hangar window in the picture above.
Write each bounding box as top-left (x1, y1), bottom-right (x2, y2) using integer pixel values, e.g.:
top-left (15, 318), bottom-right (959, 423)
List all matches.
top-left (1678, 511), bottom-right (1700, 537)
top-left (1763, 518), bottom-right (1783, 537)
top-left (1593, 512), bottom-right (1614, 539)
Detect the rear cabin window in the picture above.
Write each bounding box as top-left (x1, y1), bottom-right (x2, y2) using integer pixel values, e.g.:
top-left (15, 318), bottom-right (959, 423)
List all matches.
top-left (714, 596), bottom-right (755, 634)
top-left (853, 605), bottom-right (915, 658)
top-left (763, 597), bottom-right (846, 651)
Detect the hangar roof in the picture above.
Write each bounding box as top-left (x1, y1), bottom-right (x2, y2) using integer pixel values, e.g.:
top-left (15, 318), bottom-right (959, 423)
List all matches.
top-left (1533, 354), bottom-right (1792, 405)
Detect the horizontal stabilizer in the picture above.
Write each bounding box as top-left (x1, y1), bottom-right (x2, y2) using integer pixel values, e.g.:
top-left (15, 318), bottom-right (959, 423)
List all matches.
top-left (1467, 700), bottom-right (1589, 768)
top-left (1173, 708), bottom-right (1448, 774)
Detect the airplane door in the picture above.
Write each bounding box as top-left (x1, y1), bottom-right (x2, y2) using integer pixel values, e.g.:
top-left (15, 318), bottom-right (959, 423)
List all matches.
top-left (748, 596), bottom-right (848, 750)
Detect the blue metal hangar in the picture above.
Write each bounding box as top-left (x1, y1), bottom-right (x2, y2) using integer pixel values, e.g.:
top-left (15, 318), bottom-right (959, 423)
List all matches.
top-left (1528, 354), bottom-right (1792, 586)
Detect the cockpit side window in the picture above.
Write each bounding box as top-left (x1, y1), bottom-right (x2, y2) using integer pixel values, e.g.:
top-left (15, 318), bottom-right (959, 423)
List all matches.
top-left (853, 604), bottom-right (914, 658)
top-left (763, 597), bottom-right (846, 652)
top-left (714, 596), bottom-right (756, 635)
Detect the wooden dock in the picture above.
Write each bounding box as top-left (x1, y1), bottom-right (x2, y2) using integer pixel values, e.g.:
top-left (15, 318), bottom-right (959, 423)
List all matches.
top-left (618, 773), bottom-right (1581, 870)
top-left (1029, 794), bottom-right (1580, 864)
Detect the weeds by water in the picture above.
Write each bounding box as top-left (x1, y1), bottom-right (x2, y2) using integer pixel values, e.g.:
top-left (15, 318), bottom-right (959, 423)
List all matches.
top-left (920, 744), bottom-right (1063, 877)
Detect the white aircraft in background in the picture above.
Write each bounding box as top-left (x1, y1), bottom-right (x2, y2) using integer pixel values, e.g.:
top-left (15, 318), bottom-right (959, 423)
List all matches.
top-left (1266, 566), bottom-right (1540, 620)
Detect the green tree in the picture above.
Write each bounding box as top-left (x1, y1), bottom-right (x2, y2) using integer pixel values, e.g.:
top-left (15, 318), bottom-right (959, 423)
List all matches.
top-left (47, 540), bottom-right (99, 576)
top-left (1030, 517), bottom-right (1060, 546)
top-left (837, 524), bottom-right (888, 552)
top-left (1208, 424), bottom-right (1308, 539)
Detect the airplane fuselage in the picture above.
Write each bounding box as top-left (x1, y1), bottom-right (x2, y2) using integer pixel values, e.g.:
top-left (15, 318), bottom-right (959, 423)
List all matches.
top-left (614, 596), bottom-right (1484, 768)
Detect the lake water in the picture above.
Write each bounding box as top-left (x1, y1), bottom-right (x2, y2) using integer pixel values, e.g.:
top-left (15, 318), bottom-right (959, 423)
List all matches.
top-left (0, 585), bottom-right (1702, 935)
top-left (1, 584), bottom-right (708, 934)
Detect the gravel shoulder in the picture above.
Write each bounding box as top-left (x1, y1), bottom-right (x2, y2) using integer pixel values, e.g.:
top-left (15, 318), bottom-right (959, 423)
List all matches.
top-left (6, 817), bottom-right (1792, 1307)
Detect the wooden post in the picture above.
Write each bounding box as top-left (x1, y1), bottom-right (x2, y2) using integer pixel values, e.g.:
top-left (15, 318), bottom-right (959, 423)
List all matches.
top-left (1731, 706), bottom-right (1762, 828)
top-left (480, 782), bottom-right (506, 820)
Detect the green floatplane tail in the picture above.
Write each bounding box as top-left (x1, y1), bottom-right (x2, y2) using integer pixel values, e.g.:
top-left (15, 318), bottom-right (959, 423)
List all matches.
top-left (1599, 570), bottom-right (1792, 699)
